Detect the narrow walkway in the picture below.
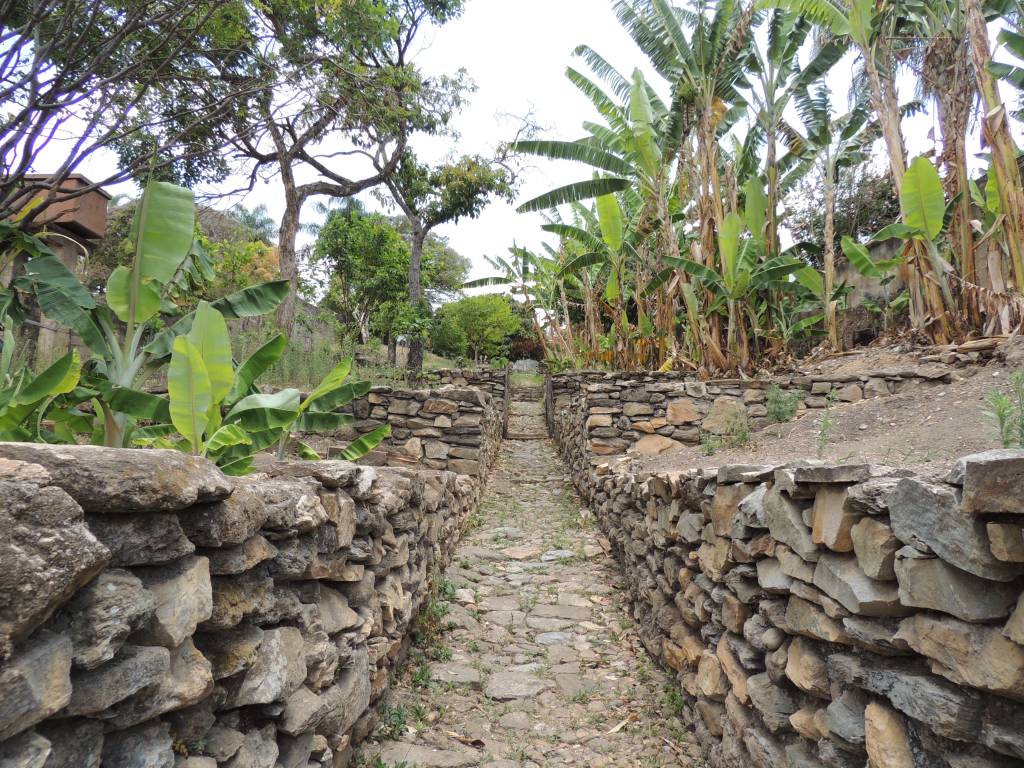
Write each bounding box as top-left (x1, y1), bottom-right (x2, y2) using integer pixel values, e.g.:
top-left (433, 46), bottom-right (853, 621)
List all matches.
top-left (362, 390), bottom-right (700, 768)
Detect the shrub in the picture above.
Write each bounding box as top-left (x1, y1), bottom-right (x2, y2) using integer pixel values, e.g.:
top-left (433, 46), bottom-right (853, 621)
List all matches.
top-left (984, 370), bottom-right (1024, 448)
top-left (430, 315), bottom-right (467, 358)
top-left (766, 384), bottom-right (800, 423)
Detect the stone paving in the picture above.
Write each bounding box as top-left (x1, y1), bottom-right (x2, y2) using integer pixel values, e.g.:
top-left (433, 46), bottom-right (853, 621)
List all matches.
top-left (359, 394), bottom-right (701, 767)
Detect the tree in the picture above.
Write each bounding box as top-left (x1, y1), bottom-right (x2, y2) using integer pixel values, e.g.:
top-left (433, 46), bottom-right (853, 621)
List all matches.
top-left (783, 86), bottom-right (885, 348)
top-left (437, 295), bottom-right (521, 362)
top-left (767, 0), bottom-right (956, 340)
top-left (618, 0), bottom-right (759, 364)
top-left (221, 0), bottom-right (467, 331)
top-left (0, 0), bottom-right (257, 223)
top-left (430, 314), bottom-right (468, 358)
top-left (379, 151), bottom-right (514, 371)
top-left (310, 202), bottom-right (411, 345)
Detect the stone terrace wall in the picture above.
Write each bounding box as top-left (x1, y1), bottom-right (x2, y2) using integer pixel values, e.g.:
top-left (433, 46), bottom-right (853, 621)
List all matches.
top-left (0, 443), bottom-right (481, 767)
top-left (335, 383), bottom-right (503, 480)
top-left (550, 364), bottom-right (962, 457)
top-left (549, 381), bottom-right (1024, 766)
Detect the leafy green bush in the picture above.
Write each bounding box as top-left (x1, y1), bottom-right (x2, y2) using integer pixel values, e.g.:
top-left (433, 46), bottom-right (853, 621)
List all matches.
top-left (766, 384), bottom-right (800, 423)
top-left (984, 370), bottom-right (1024, 448)
top-left (430, 315), bottom-right (467, 358)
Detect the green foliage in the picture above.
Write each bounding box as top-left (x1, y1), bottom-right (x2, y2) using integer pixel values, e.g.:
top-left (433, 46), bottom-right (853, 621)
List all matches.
top-left (699, 415), bottom-right (750, 456)
top-left (376, 706), bottom-right (407, 741)
top-left (312, 202), bottom-right (411, 343)
top-left (984, 371), bottom-right (1024, 448)
top-left (0, 326), bottom-right (83, 442)
top-left (1, 180), bottom-right (289, 450)
top-left (430, 314), bottom-right (468, 358)
top-left (787, 168), bottom-right (901, 261)
top-left (766, 384), bottom-right (800, 423)
top-left (436, 295), bottom-right (522, 362)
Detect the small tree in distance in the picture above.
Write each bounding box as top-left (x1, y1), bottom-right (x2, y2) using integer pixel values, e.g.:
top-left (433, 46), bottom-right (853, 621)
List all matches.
top-left (436, 295), bottom-right (522, 363)
top-left (378, 151), bottom-right (515, 371)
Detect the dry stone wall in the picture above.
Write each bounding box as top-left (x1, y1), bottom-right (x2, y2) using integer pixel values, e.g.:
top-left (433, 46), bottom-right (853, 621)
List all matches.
top-left (549, 379), bottom-right (1024, 768)
top-left (336, 382), bottom-right (504, 480)
top-left (0, 442), bottom-right (486, 768)
top-left (551, 364), bottom-right (963, 457)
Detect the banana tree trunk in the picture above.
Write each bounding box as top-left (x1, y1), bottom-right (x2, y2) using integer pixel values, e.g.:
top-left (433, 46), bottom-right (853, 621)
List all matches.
top-left (824, 162), bottom-right (839, 350)
top-left (765, 127), bottom-right (779, 258)
top-left (967, 0), bottom-right (1024, 293)
top-left (862, 40), bottom-right (951, 341)
top-left (933, 36), bottom-right (979, 326)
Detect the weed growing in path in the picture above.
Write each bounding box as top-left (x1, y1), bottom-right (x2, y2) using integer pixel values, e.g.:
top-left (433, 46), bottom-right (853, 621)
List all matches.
top-left (376, 705), bottom-right (407, 740)
top-left (766, 384), bottom-right (800, 422)
top-left (984, 370), bottom-right (1024, 447)
top-left (816, 391), bottom-right (839, 457)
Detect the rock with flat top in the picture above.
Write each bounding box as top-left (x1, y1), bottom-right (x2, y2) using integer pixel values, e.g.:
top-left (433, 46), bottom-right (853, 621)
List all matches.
top-left (633, 434), bottom-right (684, 456)
top-left (484, 671), bottom-right (549, 700)
top-left (0, 443), bottom-right (230, 513)
top-left (100, 721), bottom-right (174, 768)
top-left (65, 645), bottom-right (170, 716)
top-left (889, 478), bottom-right (1024, 581)
top-left (813, 553), bottom-right (906, 617)
top-left (895, 550), bottom-right (1019, 622)
top-left (374, 743), bottom-right (477, 768)
top-left (947, 449), bottom-right (1024, 514)
top-left (895, 613), bottom-right (1024, 701)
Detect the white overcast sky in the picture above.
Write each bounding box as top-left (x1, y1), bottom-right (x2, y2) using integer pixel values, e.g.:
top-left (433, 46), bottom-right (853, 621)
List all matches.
top-left (72, 0), bottom-right (1018, 283)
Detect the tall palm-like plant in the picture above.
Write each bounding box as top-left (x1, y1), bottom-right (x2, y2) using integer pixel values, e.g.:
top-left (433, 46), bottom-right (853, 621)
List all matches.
top-left (512, 63), bottom-right (686, 363)
top-left (966, 0), bottom-right (1024, 294)
top-left (784, 85), bottom-right (881, 348)
top-left (744, 10), bottom-right (846, 256)
top-left (904, 0), bottom-right (979, 322)
top-left (616, 0), bottom-right (758, 364)
top-left (767, 0), bottom-right (956, 340)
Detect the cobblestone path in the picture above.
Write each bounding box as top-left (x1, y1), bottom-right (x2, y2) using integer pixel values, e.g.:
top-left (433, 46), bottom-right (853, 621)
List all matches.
top-left (360, 391), bottom-right (700, 768)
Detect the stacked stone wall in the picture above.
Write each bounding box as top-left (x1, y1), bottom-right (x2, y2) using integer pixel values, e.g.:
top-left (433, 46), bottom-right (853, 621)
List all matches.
top-left (550, 363), bottom-right (974, 456)
top-left (338, 383), bottom-right (504, 480)
top-left (0, 438), bottom-right (491, 767)
top-left (548, 377), bottom-right (1024, 767)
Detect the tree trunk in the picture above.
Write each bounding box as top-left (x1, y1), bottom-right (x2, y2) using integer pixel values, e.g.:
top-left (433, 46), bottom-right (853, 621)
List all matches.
top-left (275, 189), bottom-right (302, 332)
top-left (931, 36), bottom-right (978, 326)
top-left (967, 0), bottom-right (1024, 293)
top-left (824, 162), bottom-right (839, 350)
top-left (406, 226), bottom-right (427, 372)
top-left (387, 334), bottom-right (397, 365)
top-left (862, 40), bottom-right (952, 341)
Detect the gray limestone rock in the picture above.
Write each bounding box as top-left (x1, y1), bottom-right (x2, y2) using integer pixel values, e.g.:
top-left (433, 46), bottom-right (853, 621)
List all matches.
top-left (0, 631), bottom-right (72, 741)
top-left (0, 478), bottom-right (109, 659)
top-left (100, 721), bottom-right (174, 768)
top-left (0, 444), bottom-right (231, 513)
top-left (812, 553), bottom-right (908, 617)
top-left (133, 556), bottom-right (213, 648)
top-left (85, 513), bottom-right (194, 566)
top-left (895, 551), bottom-right (1019, 622)
top-left (889, 478), bottom-right (1024, 581)
top-left (65, 645), bottom-right (170, 716)
top-left (764, 485), bottom-right (818, 562)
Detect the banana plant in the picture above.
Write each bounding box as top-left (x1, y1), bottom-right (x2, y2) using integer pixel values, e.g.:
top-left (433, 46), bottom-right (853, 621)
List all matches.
top-left (843, 156), bottom-right (957, 331)
top-left (226, 357), bottom-right (391, 462)
top-left (0, 323), bottom-right (84, 442)
top-left (665, 178), bottom-right (804, 371)
top-left (7, 180), bottom-right (289, 448)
